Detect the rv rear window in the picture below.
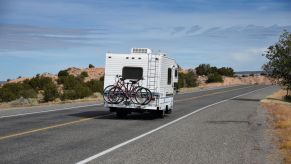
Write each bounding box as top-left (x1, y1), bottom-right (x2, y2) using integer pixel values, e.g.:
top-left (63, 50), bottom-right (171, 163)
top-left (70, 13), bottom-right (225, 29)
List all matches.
top-left (122, 67), bottom-right (143, 80)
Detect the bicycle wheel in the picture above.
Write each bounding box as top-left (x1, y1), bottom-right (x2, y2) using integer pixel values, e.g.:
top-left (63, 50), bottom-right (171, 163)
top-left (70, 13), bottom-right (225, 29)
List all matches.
top-left (135, 87), bottom-right (152, 105)
top-left (103, 85), bottom-right (114, 103)
top-left (108, 86), bottom-right (124, 104)
top-left (129, 86), bottom-right (143, 104)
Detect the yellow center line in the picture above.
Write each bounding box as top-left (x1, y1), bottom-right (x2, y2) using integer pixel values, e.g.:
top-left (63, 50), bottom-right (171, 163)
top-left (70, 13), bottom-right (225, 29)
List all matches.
top-left (0, 85), bottom-right (256, 141)
top-left (0, 117), bottom-right (96, 141)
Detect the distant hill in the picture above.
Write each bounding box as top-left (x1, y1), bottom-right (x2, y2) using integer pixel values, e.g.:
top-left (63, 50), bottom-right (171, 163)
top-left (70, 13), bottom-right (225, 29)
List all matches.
top-left (0, 81), bottom-right (6, 85)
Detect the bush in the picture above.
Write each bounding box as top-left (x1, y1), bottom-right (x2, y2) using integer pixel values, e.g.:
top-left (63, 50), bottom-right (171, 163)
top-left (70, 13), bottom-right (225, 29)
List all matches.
top-left (26, 76), bottom-right (55, 91)
top-left (58, 75), bottom-right (93, 100)
top-left (43, 83), bottom-right (59, 102)
top-left (195, 64), bottom-right (211, 76)
top-left (61, 85), bottom-right (92, 100)
top-left (58, 75), bottom-right (80, 89)
top-left (177, 71), bottom-right (197, 88)
top-left (0, 83), bottom-right (37, 102)
top-left (86, 79), bottom-right (103, 93)
top-left (206, 73), bottom-right (223, 83)
top-left (89, 64), bottom-right (95, 68)
top-left (58, 69), bottom-right (69, 77)
top-left (80, 71), bottom-right (89, 79)
top-left (61, 90), bottom-right (77, 100)
top-left (218, 67), bottom-right (234, 77)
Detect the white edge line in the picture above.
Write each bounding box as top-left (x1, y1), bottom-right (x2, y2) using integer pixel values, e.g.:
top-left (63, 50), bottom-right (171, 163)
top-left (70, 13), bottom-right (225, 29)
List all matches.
top-left (0, 103), bottom-right (102, 119)
top-left (76, 86), bottom-right (271, 164)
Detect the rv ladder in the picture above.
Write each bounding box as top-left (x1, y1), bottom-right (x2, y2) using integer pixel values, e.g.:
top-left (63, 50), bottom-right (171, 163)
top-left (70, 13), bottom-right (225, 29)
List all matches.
top-left (147, 54), bottom-right (159, 93)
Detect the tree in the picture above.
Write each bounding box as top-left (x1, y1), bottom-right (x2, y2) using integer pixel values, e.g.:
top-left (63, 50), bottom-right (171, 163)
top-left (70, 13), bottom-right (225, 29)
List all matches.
top-left (206, 73), bottom-right (223, 83)
top-left (58, 69), bottom-right (69, 77)
top-left (262, 30), bottom-right (291, 97)
top-left (195, 64), bottom-right (211, 76)
top-left (80, 71), bottom-right (89, 79)
top-left (43, 83), bottom-right (59, 102)
top-left (88, 64), bottom-right (95, 68)
top-left (218, 67), bottom-right (234, 77)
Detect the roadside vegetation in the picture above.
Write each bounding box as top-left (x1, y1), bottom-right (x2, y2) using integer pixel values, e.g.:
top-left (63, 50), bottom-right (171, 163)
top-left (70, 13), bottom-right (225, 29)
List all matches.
top-left (261, 30), bottom-right (291, 163)
top-left (177, 70), bottom-right (197, 89)
top-left (195, 64), bottom-right (234, 83)
top-left (0, 66), bottom-right (104, 104)
top-left (262, 30), bottom-right (291, 101)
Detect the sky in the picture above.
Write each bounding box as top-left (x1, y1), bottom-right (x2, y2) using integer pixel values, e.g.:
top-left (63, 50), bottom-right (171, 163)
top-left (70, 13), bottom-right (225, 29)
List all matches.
top-left (0, 0), bottom-right (291, 80)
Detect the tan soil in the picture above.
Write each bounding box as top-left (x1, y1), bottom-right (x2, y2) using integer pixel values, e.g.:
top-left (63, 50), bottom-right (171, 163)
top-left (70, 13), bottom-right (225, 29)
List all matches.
top-left (261, 89), bottom-right (291, 164)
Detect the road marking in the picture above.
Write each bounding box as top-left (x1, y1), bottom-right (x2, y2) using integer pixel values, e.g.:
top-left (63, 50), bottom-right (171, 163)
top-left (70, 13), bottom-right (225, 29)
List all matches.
top-left (0, 104), bottom-right (102, 119)
top-left (0, 85), bottom-right (248, 119)
top-left (76, 86), bottom-right (271, 164)
top-left (175, 85), bottom-right (254, 102)
top-left (0, 113), bottom-right (114, 141)
top-left (0, 85), bottom-right (259, 141)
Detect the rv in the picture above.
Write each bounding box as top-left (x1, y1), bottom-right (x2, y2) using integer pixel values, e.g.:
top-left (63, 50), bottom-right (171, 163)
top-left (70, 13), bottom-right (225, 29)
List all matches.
top-left (103, 48), bottom-right (178, 118)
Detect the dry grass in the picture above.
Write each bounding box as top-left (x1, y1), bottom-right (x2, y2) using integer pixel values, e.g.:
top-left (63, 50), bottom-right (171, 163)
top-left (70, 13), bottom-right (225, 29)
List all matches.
top-left (261, 89), bottom-right (291, 164)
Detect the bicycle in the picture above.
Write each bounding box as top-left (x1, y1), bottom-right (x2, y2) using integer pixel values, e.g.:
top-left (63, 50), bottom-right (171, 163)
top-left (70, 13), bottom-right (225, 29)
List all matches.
top-left (104, 75), bottom-right (152, 105)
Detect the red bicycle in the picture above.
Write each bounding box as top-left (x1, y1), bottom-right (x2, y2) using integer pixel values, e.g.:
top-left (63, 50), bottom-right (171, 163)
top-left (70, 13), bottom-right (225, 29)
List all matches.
top-left (103, 75), bottom-right (152, 105)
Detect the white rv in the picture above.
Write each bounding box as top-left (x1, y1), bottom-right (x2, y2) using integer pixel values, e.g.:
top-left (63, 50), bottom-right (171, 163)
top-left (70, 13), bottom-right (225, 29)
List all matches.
top-left (103, 48), bottom-right (178, 118)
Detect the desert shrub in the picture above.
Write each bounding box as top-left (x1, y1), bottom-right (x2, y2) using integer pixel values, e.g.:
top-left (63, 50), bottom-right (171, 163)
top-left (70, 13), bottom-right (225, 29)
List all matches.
top-left (0, 83), bottom-right (37, 102)
top-left (19, 88), bottom-right (37, 99)
top-left (86, 79), bottom-right (103, 93)
top-left (195, 64), bottom-right (211, 76)
top-left (58, 75), bottom-right (80, 89)
top-left (58, 69), bottom-right (69, 77)
top-left (43, 83), bottom-right (59, 102)
top-left (26, 76), bottom-right (55, 91)
top-left (80, 71), bottom-right (89, 79)
top-left (206, 73), bottom-right (223, 83)
top-left (218, 67), bottom-right (234, 77)
top-left (58, 75), bottom-right (92, 100)
top-left (61, 90), bottom-right (77, 100)
top-left (178, 72), bottom-right (186, 89)
top-left (177, 71), bottom-right (197, 88)
top-left (61, 85), bottom-right (92, 100)
top-left (89, 64), bottom-right (95, 68)
top-left (0, 88), bottom-right (17, 102)
top-left (74, 84), bottom-right (92, 98)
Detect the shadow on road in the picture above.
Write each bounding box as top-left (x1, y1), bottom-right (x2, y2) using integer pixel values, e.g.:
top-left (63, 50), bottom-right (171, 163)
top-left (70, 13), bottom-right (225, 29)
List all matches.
top-left (98, 112), bottom-right (160, 121)
top-left (69, 110), bottom-right (161, 121)
top-left (231, 98), bottom-right (261, 102)
top-left (68, 111), bottom-right (109, 118)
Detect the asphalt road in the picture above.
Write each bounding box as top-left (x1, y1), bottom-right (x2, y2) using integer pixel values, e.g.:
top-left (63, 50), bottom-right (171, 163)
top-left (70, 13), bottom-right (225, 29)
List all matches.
top-left (0, 85), bottom-right (279, 164)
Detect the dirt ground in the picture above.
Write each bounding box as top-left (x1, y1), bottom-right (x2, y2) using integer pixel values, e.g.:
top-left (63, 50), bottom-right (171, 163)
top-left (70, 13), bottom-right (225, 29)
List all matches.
top-left (261, 89), bottom-right (291, 164)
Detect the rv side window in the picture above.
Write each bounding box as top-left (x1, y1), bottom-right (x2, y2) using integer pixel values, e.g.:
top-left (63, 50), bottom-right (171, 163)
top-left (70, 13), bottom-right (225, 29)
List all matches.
top-left (175, 69), bottom-right (178, 78)
top-left (168, 68), bottom-right (172, 85)
top-left (122, 67), bottom-right (143, 80)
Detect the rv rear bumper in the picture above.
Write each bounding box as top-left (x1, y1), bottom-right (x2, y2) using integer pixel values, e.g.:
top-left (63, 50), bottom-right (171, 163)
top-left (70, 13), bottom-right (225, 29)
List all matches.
top-left (104, 103), bottom-right (158, 111)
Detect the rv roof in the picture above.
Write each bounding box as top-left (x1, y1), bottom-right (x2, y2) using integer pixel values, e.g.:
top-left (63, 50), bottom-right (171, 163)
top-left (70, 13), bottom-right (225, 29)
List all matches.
top-left (131, 48), bottom-right (152, 54)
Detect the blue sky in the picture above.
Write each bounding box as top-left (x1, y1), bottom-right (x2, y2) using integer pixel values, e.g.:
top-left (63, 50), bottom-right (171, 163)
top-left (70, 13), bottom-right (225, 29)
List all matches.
top-left (0, 0), bottom-right (291, 80)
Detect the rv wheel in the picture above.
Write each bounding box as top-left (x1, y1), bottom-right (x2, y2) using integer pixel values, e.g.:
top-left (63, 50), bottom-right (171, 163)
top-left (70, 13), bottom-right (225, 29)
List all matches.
top-left (156, 110), bottom-right (165, 118)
